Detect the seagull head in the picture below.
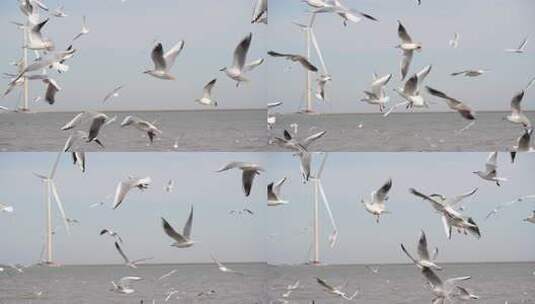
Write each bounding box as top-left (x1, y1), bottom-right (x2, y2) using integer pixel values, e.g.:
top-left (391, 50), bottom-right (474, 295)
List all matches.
top-left (219, 67), bottom-right (227, 72)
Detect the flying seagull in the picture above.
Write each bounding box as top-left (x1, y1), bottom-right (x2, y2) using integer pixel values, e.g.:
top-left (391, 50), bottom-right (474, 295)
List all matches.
top-left (505, 90), bottom-right (531, 128)
top-left (385, 65), bottom-right (432, 116)
top-left (220, 33), bottom-right (264, 87)
top-left (485, 195), bottom-right (535, 220)
top-left (310, 0), bottom-right (378, 26)
top-left (472, 152), bottom-right (507, 186)
top-left (426, 86), bottom-right (475, 120)
top-left (120, 116), bottom-right (162, 144)
top-left (396, 20), bottom-right (422, 80)
top-left (273, 130), bottom-right (326, 152)
top-left (161, 206), bottom-right (195, 248)
top-left (267, 51), bottom-right (318, 72)
top-left (102, 85), bottom-right (125, 103)
top-left (455, 286), bottom-right (480, 300)
top-left (361, 73), bottom-right (392, 112)
top-left (505, 37), bottom-right (528, 53)
top-left (195, 79), bottom-right (218, 107)
top-left (86, 113), bottom-right (115, 146)
top-left (251, 0), bottom-right (268, 24)
top-left (72, 16), bottom-right (89, 41)
top-left (71, 151), bottom-right (85, 173)
top-left (51, 5), bottom-right (67, 18)
top-left (524, 211), bottom-right (535, 224)
top-left (144, 40), bottom-right (185, 80)
top-left (210, 254), bottom-right (242, 274)
top-left (114, 242), bottom-right (152, 268)
top-left (100, 229), bottom-right (124, 243)
top-left (428, 188), bottom-right (478, 212)
top-left (42, 78), bottom-right (61, 105)
top-left (315, 277), bottom-right (359, 301)
top-left (420, 266), bottom-right (471, 304)
top-left (110, 276), bottom-right (142, 294)
top-left (450, 69), bottom-right (488, 77)
top-left (216, 162), bottom-right (264, 197)
top-left (510, 128), bottom-right (534, 163)
top-left (361, 178), bottom-right (392, 223)
top-left (267, 177), bottom-right (289, 206)
top-left (400, 230), bottom-right (442, 270)
top-left (26, 19), bottom-right (54, 51)
top-left (112, 176), bottom-right (151, 209)
top-left (0, 202), bottom-right (14, 213)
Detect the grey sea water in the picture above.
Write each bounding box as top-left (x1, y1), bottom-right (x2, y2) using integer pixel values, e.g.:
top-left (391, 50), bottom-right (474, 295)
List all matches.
top-left (0, 262), bottom-right (533, 303)
top-left (268, 111), bottom-right (534, 152)
top-left (0, 110), bottom-right (267, 152)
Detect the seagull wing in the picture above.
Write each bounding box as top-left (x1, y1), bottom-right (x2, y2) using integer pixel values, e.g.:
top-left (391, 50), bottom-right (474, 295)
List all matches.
top-left (301, 131), bottom-right (327, 149)
top-left (510, 90), bottom-right (525, 114)
top-left (232, 33), bottom-right (252, 71)
top-left (403, 74), bottom-right (418, 95)
top-left (163, 40), bottom-right (185, 70)
top-left (112, 180), bottom-right (133, 209)
top-left (242, 169), bottom-right (257, 197)
top-left (421, 267), bottom-right (443, 288)
top-left (400, 51), bottom-right (413, 80)
top-left (409, 188), bottom-right (446, 212)
top-left (485, 152), bottom-right (498, 172)
top-left (161, 217), bottom-right (187, 243)
top-left (44, 79), bottom-right (61, 104)
top-left (267, 183), bottom-right (279, 201)
top-left (114, 242), bottom-right (130, 264)
top-left (182, 206), bottom-right (193, 239)
top-left (61, 112), bottom-right (84, 130)
top-left (202, 79), bottom-right (217, 98)
top-left (401, 243), bottom-right (420, 265)
top-left (150, 43), bottom-right (166, 71)
top-left (397, 21), bottom-right (413, 43)
top-left (243, 58), bottom-right (264, 72)
top-left (371, 74), bottom-right (392, 95)
top-left (448, 188), bottom-right (478, 206)
top-left (374, 178), bottom-right (392, 202)
top-left (273, 177), bottom-right (287, 196)
top-left (416, 65), bottom-right (432, 86)
top-left (316, 277), bottom-right (336, 292)
top-left (417, 230), bottom-right (430, 260)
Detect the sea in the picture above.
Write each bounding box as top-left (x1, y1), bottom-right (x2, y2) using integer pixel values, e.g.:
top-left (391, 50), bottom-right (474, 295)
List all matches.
top-left (0, 262), bottom-right (533, 303)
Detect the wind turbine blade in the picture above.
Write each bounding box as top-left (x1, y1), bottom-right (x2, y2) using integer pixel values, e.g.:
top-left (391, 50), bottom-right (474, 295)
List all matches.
top-left (50, 181), bottom-right (70, 235)
top-left (309, 28), bottom-right (328, 75)
top-left (318, 181), bottom-right (337, 248)
top-left (316, 153), bottom-right (329, 178)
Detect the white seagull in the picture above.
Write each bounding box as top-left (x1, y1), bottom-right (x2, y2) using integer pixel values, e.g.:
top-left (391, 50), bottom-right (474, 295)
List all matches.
top-left (510, 128), bottom-right (534, 163)
top-left (51, 5), bottom-right (67, 18)
top-left (450, 69), bottom-right (488, 77)
top-left (397, 20), bottom-right (422, 80)
top-left (273, 130), bottom-right (326, 152)
top-left (472, 152), bottom-right (507, 186)
top-left (361, 178), bottom-right (392, 223)
top-left (61, 112), bottom-right (85, 130)
top-left (385, 65), bottom-right (432, 116)
top-left (505, 90), bottom-right (531, 128)
top-left (120, 116), bottom-right (162, 144)
top-left (161, 206), bottom-right (195, 248)
top-left (144, 40), bottom-right (185, 80)
top-left (420, 266), bottom-right (472, 304)
top-left (72, 16), bottom-right (90, 41)
top-left (195, 79), bottom-right (218, 107)
top-left (87, 112), bottom-right (116, 146)
top-left (112, 176), bottom-right (152, 209)
top-left (428, 188), bottom-right (478, 212)
top-left (251, 0), bottom-right (268, 24)
top-left (216, 162), bottom-right (264, 197)
top-left (220, 33), bottom-right (264, 87)
top-left (455, 286), bottom-right (480, 300)
top-left (505, 37), bottom-right (528, 53)
top-left (315, 277), bottom-right (359, 301)
top-left (426, 86), bottom-right (475, 120)
top-left (102, 85), bottom-right (125, 103)
top-left (42, 78), bottom-right (61, 105)
top-left (210, 254), bottom-right (242, 274)
top-left (400, 230), bottom-right (442, 270)
top-left (110, 276), bottom-right (142, 294)
top-left (524, 211), bottom-right (535, 224)
top-left (361, 73), bottom-right (392, 112)
top-left (100, 229), bottom-right (124, 243)
top-left (267, 51), bottom-right (318, 72)
top-left (0, 202), bottom-right (14, 213)
top-left (114, 242), bottom-right (152, 269)
top-left (267, 177), bottom-right (288, 206)
top-left (26, 19), bottom-right (54, 51)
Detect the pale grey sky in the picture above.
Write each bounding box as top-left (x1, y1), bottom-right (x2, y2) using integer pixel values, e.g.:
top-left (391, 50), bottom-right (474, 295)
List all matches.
top-left (1, 0), bottom-right (534, 112)
top-left (0, 152), bottom-right (533, 266)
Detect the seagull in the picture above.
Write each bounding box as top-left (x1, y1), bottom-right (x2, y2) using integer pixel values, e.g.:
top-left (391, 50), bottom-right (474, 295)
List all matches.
top-left (26, 19), bottom-right (54, 51)
top-left (361, 178), bottom-right (392, 223)
top-left (216, 162), bottom-right (264, 197)
top-left (287, 280), bottom-right (300, 291)
top-left (396, 20), bottom-right (422, 80)
top-left (273, 130), bottom-right (326, 152)
top-left (315, 277), bottom-right (359, 301)
top-left (0, 202), bottom-right (14, 213)
top-left (450, 69), bottom-right (488, 77)
top-left (120, 116), bottom-right (162, 143)
top-left (297, 150), bottom-right (312, 182)
top-left (110, 276), bottom-right (142, 294)
top-left (385, 65), bottom-right (432, 116)
top-left (144, 40), bottom-right (185, 80)
top-left (267, 51), bottom-right (318, 72)
top-left (195, 79), bottom-right (218, 107)
top-left (428, 188), bottom-right (478, 212)
top-left (400, 230), bottom-right (442, 270)
top-left (426, 86), bottom-right (475, 120)
top-left (8, 48), bottom-right (76, 84)
top-left (485, 195), bottom-right (535, 220)
top-left (100, 229), bottom-right (124, 243)
top-left (161, 206), bottom-right (195, 248)
top-left (251, 0), bottom-right (268, 24)
top-left (420, 266), bottom-right (471, 304)
top-left (51, 5), bottom-right (67, 17)
top-left (165, 179), bottom-right (174, 193)
top-left (114, 242), bottom-right (152, 268)
top-left (410, 188), bottom-right (481, 239)
top-left (454, 286), bottom-right (480, 300)
top-left (315, 74), bottom-right (332, 101)
top-left (112, 176), bottom-right (152, 209)
top-left (361, 73), bottom-right (392, 112)
top-left (505, 90), bottom-right (531, 128)
top-left (220, 33), bottom-right (264, 87)
top-left (449, 32), bottom-right (459, 48)
top-left (472, 152), bottom-right (507, 186)
top-left (71, 151), bottom-right (85, 173)
top-left (365, 265), bottom-right (379, 274)
top-left (42, 78), bottom-right (61, 105)
top-left (267, 101), bottom-right (282, 130)
top-left (267, 177), bottom-right (288, 206)
top-left (158, 269), bottom-right (177, 280)
top-left (505, 37), bottom-right (528, 53)
top-left (72, 16), bottom-right (90, 41)
top-left (510, 128), bottom-right (534, 163)
top-left (210, 254), bottom-right (242, 274)
top-left (524, 211), bottom-right (535, 223)
top-left (86, 113), bottom-right (115, 146)
top-left (310, 0), bottom-right (378, 26)
top-left (102, 85), bottom-right (125, 103)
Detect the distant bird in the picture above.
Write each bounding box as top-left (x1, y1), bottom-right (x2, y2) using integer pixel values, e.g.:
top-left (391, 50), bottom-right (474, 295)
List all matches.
top-left (449, 32), bottom-right (459, 48)
top-left (26, 19), bottom-right (54, 51)
top-left (100, 229), bottom-right (123, 243)
top-left (315, 74), bottom-right (332, 101)
top-left (361, 178), bottom-right (392, 223)
top-left (455, 286), bottom-right (480, 300)
top-left (361, 73), bottom-right (392, 112)
top-left (400, 230), bottom-right (442, 270)
top-left (216, 162), bottom-right (264, 197)
top-left (102, 85), bottom-right (125, 103)
top-left (251, 0), bottom-right (268, 24)
top-left (273, 130), bottom-right (326, 152)
top-left (450, 69), bottom-right (488, 77)
top-left (161, 206), bottom-right (195, 248)
top-left (505, 37), bottom-right (528, 53)
top-left (51, 5), bottom-right (67, 17)
top-left (472, 152), bottom-right (507, 186)
top-left (221, 33), bottom-right (264, 87)
top-left (524, 211), bottom-right (535, 224)
top-left (0, 202), bottom-right (14, 213)
top-left (195, 79), bottom-right (218, 107)
top-left (365, 265), bottom-right (379, 274)
top-left (385, 65), bottom-right (432, 116)
top-left (396, 20), bottom-right (422, 80)
top-left (110, 276), bottom-right (142, 294)
top-left (42, 78), bottom-right (61, 105)
top-left (315, 277), bottom-right (359, 300)
top-left (510, 128), bottom-right (534, 163)
top-left (61, 112), bottom-right (85, 131)
top-left (267, 177), bottom-right (288, 206)
top-left (426, 86), bottom-right (475, 120)
top-left (420, 266), bottom-right (471, 304)
top-left (165, 179), bottom-right (174, 193)
top-left (71, 151), bottom-right (85, 173)
top-left (114, 242), bottom-right (152, 268)
top-left (120, 116), bottom-right (162, 143)
top-left (267, 51), bottom-right (318, 72)
top-left (485, 195), bottom-right (535, 220)
top-left (72, 16), bottom-right (90, 41)
top-left (505, 90), bottom-right (531, 128)
top-left (112, 176), bottom-right (152, 209)
top-left (144, 41), bottom-right (185, 80)
top-left (210, 254), bottom-right (242, 274)
top-left (410, 188), bottom-right (481, 239)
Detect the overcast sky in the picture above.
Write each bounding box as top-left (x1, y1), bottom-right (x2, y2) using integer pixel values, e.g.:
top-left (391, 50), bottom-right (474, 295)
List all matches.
top-left (1, 0), bottom-right (534, 112)
top-left (0, 152), bottom-right (533, 266)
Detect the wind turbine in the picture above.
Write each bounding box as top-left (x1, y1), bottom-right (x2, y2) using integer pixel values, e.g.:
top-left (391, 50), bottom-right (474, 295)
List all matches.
top-left (33, 139), bottom-right (71, 266)
top-left (308, 153), bottom-right (337, 265)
